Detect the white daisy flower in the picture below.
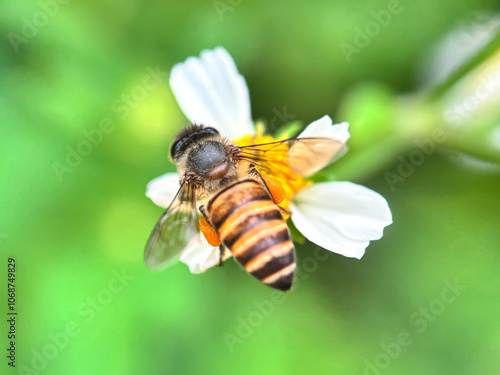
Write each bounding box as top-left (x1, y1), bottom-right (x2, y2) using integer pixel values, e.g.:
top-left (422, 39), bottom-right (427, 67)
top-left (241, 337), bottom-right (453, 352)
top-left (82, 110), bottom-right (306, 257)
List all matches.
top-left (146, 47), bottom-right (392, 273)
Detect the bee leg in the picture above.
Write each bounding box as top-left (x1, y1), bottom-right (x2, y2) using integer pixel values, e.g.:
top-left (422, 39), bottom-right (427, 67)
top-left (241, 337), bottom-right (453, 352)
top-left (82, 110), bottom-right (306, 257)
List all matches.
top-left (217, 245), bottom-right (226, 267)
top-left (198, 205), bottom-right (222, 247)
top-left (248, 166), bottom-right (259, 177)
top-left (278, 205), bottom-right (292, 216)
top-left (199, 205), bottom-right (212, 226)
top-left (249, 168), bottom-right (286, 205)
top-left (248, 168), bottom-right (272, 197)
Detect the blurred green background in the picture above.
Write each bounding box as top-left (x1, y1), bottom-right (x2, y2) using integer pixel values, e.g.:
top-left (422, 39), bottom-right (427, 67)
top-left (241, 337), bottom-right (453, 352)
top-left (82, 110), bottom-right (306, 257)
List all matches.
top-left (2, 0), bottom-right (500, 374)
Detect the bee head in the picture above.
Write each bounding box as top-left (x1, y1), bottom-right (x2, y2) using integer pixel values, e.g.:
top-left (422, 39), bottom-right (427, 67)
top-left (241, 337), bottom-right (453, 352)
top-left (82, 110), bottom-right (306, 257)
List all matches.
top-left (170, 125), bottom-right (234, 183)
top-left (170, 125), bottom-right (220, 161)
top-left (187, 140), bottom-right (230, 180)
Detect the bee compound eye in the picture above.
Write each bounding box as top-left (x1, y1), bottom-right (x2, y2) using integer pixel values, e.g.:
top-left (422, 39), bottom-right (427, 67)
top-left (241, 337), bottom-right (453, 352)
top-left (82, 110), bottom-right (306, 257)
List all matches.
top-left (204, 127), bottom-right (220, 136)
top-left (170, 126), bottom-right (220, 160)
top-left (170, 138), bottom-right (185, 159)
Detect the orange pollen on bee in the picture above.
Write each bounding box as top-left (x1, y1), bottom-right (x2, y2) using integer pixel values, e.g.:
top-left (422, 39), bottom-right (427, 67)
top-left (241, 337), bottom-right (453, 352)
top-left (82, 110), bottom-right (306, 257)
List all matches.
top-left (199, 216), bottom-right (221, 247)
top-left (233, 124), bottom-right (311, 210)
top-left (262, 175), bottom-right (286, 204)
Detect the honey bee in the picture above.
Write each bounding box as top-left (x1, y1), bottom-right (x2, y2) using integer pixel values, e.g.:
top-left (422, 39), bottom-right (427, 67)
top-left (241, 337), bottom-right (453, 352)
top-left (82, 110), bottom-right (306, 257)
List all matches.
top-left (144, 124), bottom-right (340, 291)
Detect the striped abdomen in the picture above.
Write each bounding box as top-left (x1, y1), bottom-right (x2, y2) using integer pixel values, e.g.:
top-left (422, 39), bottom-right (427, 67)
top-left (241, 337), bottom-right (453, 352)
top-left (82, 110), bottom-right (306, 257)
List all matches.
top-left (207, 179), bottom-right (296, 291)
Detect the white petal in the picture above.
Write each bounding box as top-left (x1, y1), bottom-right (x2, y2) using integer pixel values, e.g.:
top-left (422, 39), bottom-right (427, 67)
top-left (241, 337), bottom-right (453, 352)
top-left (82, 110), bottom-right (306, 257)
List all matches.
top-left (290, 182), bottom-right (392, 259)
top-left (145, 172), bottom-right (180, 209)
top-left (297, 115), bottom-right (350, 142)
top-left (289, 116), bottom-right (350, 176)
top-left (179, 236), bottom-right (232, 274)
top-left (169, 47), bottom-right (253, 139)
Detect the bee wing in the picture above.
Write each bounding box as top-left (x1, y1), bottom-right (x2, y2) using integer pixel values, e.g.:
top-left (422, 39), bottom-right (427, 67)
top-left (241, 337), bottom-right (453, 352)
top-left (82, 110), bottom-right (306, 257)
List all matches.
top-left (236, 137), bottom-right (343, 178)
top-left (144, 181), bottom-right (199, 270)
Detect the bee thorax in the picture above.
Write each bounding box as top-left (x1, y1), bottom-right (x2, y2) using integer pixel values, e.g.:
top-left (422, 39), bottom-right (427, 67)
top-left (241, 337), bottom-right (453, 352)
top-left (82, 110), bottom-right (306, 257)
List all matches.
top-left (187, 141), bottom-right (227, 175)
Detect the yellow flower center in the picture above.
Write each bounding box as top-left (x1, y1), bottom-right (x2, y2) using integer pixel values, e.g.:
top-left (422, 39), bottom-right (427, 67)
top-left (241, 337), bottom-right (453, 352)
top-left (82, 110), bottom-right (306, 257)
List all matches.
top-left (233, 123), bottom-right (311, 210)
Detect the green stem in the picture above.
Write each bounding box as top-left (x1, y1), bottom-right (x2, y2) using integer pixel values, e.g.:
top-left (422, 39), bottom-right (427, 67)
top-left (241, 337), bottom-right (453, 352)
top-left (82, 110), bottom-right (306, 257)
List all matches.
top-left (441, 136), bottom-right (500, 164)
